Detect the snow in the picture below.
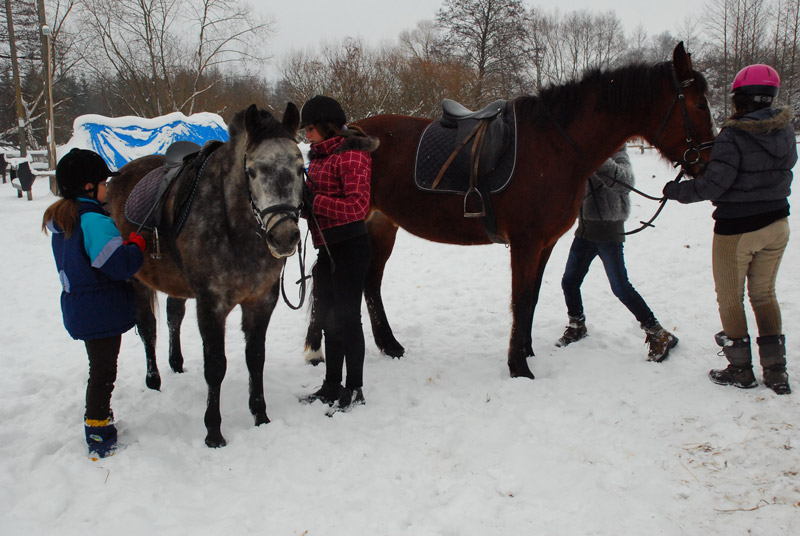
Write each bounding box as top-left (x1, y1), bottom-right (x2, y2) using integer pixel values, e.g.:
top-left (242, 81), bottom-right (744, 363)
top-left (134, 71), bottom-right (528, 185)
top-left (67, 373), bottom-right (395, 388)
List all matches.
top-left (1, 146), bottom-right (798, 535)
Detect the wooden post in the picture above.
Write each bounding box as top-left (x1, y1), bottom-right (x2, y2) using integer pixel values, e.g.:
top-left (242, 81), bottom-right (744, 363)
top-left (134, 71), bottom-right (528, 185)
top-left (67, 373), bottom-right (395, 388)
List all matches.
top-left (4, 0), bottom-right (28, 158)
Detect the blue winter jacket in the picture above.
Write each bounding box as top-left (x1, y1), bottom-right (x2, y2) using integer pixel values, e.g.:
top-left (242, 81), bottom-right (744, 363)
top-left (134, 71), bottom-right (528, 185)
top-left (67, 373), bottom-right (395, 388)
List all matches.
top-left (47, 199), bottom-right (143, 340)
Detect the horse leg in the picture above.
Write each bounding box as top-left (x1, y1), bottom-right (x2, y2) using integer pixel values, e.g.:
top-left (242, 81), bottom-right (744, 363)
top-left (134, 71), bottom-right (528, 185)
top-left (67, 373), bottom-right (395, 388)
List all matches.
top-left (196, 298), bottom-right (229, 448)
top-left (365, 213), bottom-right (405, 357)
top-left (303, 264), bottom-right (324, 366)
top-left (241, 286), bottom-right (279, 427)
top-left (133, 280), bottom-right (161, 391)
top-left (507, 241), bottom-right (549, 379)
top-left (524, 244), bottom-right (555, 357)
top-left (166, 296), bottom-right (186, 373)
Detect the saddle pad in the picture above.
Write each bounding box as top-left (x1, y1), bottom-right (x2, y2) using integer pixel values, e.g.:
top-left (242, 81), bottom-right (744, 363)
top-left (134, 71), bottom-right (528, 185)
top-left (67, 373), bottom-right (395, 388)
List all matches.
top-left (125, 166), bottom-right (167, 230)
top-left (414, 103), bottom-right (517, 194)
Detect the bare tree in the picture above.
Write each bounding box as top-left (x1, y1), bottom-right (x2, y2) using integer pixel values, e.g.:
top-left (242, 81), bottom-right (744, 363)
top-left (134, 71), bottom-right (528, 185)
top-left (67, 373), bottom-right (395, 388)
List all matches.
top-left (436, 0), bottom-right (531, 105)
top-left (76, 0), bottom-right (274, 117)
top-left (704, 0), bottom-right (772, 117)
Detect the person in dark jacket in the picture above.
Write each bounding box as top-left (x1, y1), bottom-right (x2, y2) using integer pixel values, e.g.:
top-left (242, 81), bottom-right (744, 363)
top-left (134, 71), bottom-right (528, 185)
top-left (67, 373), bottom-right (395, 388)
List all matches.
top-left (298, 96), bottom-right (380, 412)
top-left (663, 64), bottom-right (796, 395)
top-left (42, 148), bottom-right (145, 458)
top-left (557, 145), bottom-right (678, 362)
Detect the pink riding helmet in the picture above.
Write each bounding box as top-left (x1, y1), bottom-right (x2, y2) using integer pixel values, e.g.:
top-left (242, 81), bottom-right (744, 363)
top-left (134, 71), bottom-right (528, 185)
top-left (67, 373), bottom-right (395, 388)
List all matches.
top-left (730, 64), bottom-right (780, 97)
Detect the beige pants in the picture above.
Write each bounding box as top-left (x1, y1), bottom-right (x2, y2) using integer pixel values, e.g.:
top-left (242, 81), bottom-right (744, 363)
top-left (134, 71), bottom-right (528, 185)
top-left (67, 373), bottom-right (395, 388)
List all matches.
top-left (712, 218), bottom-right (789, 339)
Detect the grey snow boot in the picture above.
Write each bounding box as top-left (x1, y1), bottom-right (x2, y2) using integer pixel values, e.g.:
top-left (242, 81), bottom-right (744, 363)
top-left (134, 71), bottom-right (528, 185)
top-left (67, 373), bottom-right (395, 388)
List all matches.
top-left (757, 334), bottom-right (791, 395)
top-left (709, 331), bottom-right (757, 389)
top-left (643, 322), bottom-right (678, 362)
top-left (556, 315), bottom-right (587, 347)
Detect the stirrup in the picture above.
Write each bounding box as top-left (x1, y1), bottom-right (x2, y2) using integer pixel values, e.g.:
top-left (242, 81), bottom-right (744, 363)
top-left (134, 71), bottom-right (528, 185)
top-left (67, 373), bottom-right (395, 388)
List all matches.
top-left (463, 187), bottom-right (486, 218)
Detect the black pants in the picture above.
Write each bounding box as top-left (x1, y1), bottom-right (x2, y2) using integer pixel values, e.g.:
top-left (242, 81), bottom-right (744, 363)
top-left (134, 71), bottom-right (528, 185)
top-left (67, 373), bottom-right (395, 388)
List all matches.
top-left (314, 233), bottom-right (371, 389)
top-left (84, 335), bottom-right (120, 421)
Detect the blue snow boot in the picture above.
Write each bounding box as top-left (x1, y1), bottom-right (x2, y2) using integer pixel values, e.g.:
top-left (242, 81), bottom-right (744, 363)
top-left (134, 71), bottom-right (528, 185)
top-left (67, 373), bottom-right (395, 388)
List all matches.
top-left (85, 417), bottom-right (118, 460)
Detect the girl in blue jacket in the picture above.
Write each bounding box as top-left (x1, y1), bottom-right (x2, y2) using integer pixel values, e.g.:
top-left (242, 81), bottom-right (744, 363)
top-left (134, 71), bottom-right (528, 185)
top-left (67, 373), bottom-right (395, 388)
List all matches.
top-left (42, 149), bottom-right (145, 459)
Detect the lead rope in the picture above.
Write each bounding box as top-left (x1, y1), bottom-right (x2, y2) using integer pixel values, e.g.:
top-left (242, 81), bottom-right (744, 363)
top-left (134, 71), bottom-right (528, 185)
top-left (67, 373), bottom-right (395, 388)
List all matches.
top-left (280, 233), bottom-right (310, 310)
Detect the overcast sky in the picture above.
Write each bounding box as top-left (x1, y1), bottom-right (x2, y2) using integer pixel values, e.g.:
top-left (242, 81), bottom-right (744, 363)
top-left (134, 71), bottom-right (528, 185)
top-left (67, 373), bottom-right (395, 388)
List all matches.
top-left (260, 0), bottom-right (705, 71)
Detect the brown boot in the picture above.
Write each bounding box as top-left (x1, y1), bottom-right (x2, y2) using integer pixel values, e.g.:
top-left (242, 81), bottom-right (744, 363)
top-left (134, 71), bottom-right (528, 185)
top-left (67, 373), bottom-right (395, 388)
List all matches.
top-left (555, 315), bottom-right (587, 347)
top-left (757, 335), bottom-right (791, 395)
top-left (709, 332), bottom-right (757, 389)
top-left (643, 322), bottom-right (678, 362)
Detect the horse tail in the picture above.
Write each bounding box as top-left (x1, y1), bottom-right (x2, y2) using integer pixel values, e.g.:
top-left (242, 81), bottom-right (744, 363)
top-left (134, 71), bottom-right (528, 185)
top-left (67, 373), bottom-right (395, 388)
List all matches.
top-left (303, 262), bottom-right (324, 365)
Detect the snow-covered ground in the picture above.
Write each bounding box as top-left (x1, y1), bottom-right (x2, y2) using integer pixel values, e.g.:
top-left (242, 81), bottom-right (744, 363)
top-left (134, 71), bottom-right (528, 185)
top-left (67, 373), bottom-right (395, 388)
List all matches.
top-left (1, 149), bottom-right (798, 535)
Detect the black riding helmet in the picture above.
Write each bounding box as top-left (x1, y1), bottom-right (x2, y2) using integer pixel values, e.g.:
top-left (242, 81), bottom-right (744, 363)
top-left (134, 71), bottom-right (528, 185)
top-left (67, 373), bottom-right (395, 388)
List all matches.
top-left (300, 95), bottom-right (346, 129)
top-left (55, 148), bottom-right (118, 199)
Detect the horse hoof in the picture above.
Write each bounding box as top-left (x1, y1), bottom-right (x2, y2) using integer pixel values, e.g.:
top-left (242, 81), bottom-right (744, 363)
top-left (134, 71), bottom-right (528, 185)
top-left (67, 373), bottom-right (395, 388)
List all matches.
top-left (254, 414), bottom-right (270, 426)
top-left (508, 361), bottom-right (535, 380)
top-left (304, 347), bottom-right (324, 366)
top-left (205, 434), bottom-right (227, 448)
top-left (169, 360), bottom-right (185, 374)
top-left (381, 341), bottom-right (405, 358)
top-left (145, 372), bottom-right (161, 391)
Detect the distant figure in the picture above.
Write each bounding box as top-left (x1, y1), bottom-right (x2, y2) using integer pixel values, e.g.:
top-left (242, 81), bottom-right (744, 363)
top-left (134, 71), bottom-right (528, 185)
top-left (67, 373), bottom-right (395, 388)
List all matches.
top-left (42, 149), bottom-right (146, 459)
top-left (557, 145), bottom-right (678, 362)
top-left (298, 96), bottom-right (380, 413)
top-left (663, 64), bottom-right (796, 395)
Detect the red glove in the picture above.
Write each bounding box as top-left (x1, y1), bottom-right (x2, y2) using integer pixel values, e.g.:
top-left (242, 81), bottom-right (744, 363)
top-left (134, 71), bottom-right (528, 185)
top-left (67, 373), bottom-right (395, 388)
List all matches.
top-left (124, 231), bottom-right (146, 253)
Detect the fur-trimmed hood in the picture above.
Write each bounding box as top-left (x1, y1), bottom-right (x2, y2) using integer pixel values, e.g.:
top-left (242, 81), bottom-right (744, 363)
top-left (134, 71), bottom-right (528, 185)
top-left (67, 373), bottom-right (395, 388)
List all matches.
top-left (722, 106), bottom-right (793, 134)
top-left (309, 129), bottom-right (380, 159)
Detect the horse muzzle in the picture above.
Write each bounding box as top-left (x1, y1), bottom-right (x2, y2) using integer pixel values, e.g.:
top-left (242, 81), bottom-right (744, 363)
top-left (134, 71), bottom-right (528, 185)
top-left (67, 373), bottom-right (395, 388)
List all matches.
top-left (265, 221), bottom-right (300, 259)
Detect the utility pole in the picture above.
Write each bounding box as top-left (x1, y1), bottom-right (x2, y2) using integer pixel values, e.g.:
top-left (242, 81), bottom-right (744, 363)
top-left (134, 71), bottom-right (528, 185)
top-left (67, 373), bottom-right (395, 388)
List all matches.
top-left (5, 0), bottom-right (28, 158)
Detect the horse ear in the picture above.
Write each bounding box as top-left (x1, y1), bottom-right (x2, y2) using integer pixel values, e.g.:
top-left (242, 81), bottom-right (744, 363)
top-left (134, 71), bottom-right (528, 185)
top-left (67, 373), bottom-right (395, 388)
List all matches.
top-left (283, 102), bottom-right (300, 135)
top-left (673, 41), bottom-right (693, 80)
top-left (244, 104), bottom-right (261, 134)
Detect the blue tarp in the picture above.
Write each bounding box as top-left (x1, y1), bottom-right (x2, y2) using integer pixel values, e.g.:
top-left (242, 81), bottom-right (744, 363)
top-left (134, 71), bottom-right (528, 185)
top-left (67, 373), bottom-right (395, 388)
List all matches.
top-left (65, 112), bottom-right (229, 171)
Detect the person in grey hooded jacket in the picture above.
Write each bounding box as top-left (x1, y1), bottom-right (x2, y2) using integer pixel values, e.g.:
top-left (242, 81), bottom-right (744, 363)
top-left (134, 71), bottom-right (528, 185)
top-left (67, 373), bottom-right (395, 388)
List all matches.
top-left (557, 145), bottom-right (678, 363)
top-left (663, 63), bottom-right (796, 395)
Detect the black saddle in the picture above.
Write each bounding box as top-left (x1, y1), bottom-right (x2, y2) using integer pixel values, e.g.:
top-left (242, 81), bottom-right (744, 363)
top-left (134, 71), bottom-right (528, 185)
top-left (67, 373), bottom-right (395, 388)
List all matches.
top-left (441, 99), bottom-right (507, 123)
top-left (125, 140), bottom-right (219, 233)
top-left (414, 99), bottom-right (517, 230)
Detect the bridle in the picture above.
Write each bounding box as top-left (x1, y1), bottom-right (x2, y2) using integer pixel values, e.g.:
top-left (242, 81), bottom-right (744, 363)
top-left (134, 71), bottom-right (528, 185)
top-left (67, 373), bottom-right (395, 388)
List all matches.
top-left (244, 155), bottom-right (301, 236)
top-left (623, 64), bottom-right (716, 235)
top-left (651, 66), bottom-right (716, 175)
top-left (244, 153), bottom-right (307, 309)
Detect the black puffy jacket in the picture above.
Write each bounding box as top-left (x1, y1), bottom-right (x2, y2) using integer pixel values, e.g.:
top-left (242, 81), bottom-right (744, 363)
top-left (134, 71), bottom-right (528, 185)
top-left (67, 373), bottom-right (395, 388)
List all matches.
top-left (666, 107), bottom-right (796, 219)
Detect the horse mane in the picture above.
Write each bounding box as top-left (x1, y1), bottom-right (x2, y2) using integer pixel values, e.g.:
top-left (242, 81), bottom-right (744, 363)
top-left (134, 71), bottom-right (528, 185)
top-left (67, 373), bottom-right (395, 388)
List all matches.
top-left (228, 106), bottom-right (296, 150)
top-left (516, 61), bottom-right (708, 128)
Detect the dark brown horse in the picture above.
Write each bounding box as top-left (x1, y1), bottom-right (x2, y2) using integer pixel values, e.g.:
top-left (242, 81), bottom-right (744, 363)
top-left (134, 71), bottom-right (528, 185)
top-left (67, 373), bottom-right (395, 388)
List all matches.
top-left (305, 43), bottom-right (715, 379)
top-left (109, 104), bottom-right (305, 447)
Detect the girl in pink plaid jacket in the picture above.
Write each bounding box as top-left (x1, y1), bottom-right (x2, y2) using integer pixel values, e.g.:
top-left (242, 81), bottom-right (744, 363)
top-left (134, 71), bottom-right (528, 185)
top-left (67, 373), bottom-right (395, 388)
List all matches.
top-left (299, 96), bottom-right (380, 412)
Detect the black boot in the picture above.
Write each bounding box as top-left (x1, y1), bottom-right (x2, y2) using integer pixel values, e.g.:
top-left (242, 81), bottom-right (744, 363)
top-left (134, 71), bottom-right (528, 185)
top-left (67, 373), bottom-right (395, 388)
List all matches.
top-left (299, 380), bottom-right (342, 405)
top-left (556, 315), bottom-right (587, 347)
top-left (709, 332), bottom-right (757, 389)
top-left (757, 334), bottom-right (791, 395)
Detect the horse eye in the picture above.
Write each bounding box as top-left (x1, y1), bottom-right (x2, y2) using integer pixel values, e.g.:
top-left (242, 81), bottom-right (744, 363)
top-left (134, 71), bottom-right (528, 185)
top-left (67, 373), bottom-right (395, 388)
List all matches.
top-left (696, 102), bottom-right (709, 111)
top-left (246, 168), bottom-right (256, 180)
